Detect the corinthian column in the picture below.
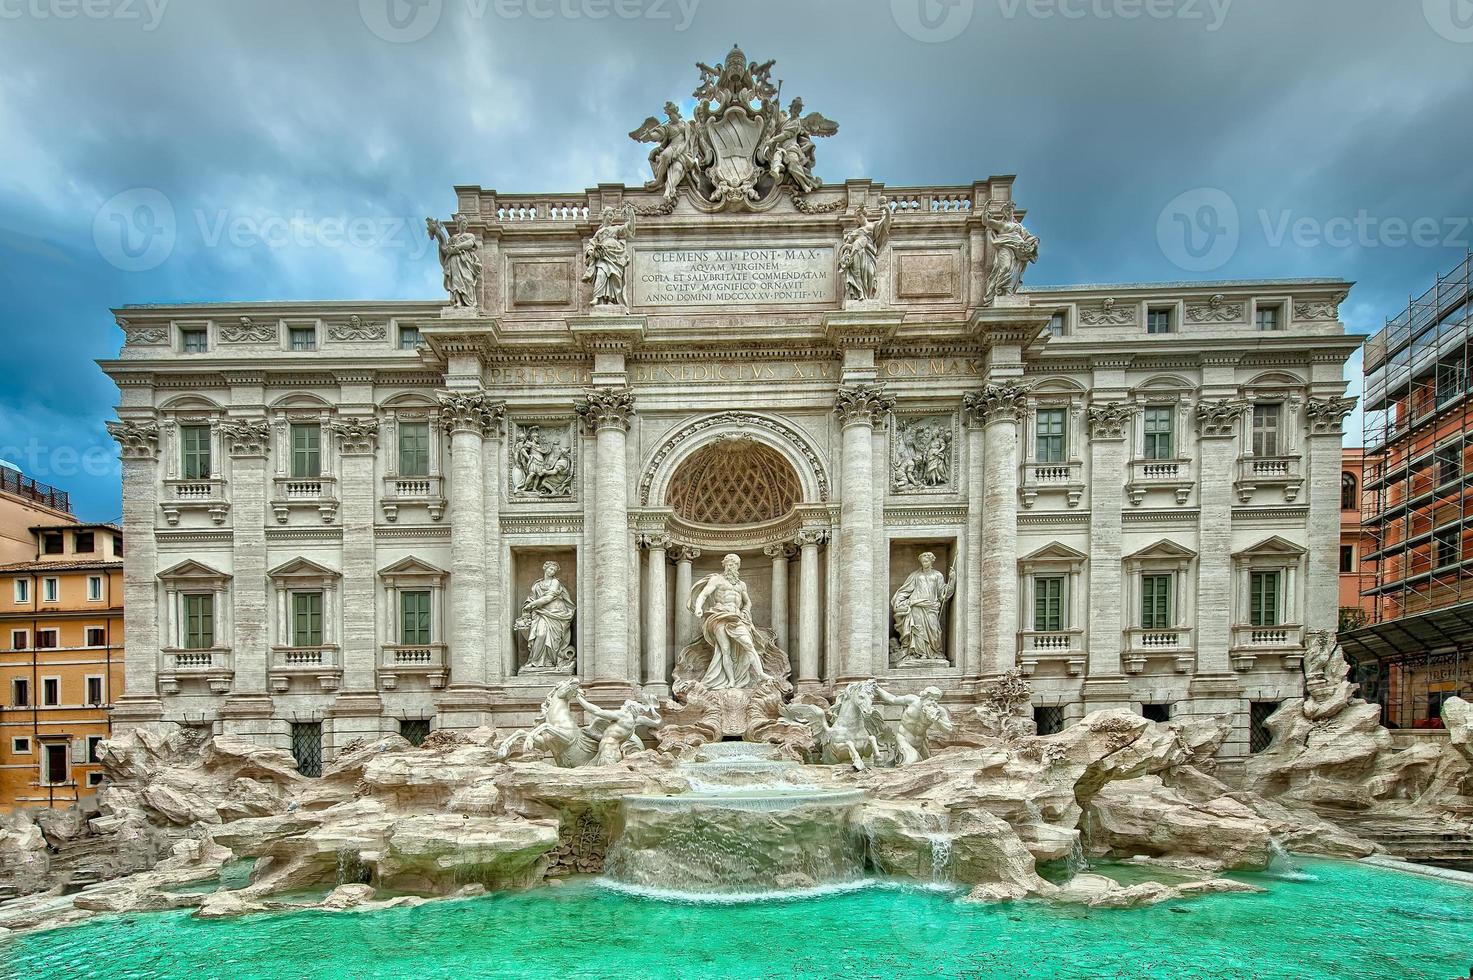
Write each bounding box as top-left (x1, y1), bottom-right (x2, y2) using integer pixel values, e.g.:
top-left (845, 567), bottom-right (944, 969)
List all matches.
top-left (672, 545), bottom-right (701, 653)
top-left (963, 382), bottom-right (1029, 678)
top-left (796, 529), bottom-right (826, 686)
top-left (764, 542), bottom-right (794, 653)
top-left (1304, 396), bottom-right (1357, 634)
top-left (106, 418), bottom-right (164, 729)
top-left (1085, 402), bottom-right (1134, 681)
top-left (437, 390), bottom-right (504, 727)
top-left (834, 383), bottom-right (894, 679)
top-left (642, 533), bottom-right (672, 695)
top-left (575, 387), bottom-right (636, 689)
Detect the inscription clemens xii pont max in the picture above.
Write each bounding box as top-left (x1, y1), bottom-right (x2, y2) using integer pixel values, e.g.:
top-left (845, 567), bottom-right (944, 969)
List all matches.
top-left (633, 246), bottom-right (837, 307)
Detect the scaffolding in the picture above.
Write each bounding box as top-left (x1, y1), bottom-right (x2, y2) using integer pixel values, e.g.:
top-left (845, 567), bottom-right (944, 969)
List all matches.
top-left (1351, 252), bottom-right (1473, 726)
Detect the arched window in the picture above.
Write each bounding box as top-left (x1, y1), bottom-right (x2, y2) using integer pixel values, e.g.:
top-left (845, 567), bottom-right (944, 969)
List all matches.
top-left (1341, 472), bottom-right (1358, 512)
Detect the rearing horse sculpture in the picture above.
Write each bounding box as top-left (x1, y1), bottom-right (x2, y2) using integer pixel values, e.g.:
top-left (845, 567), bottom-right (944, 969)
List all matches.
top-left (780, 679), bottom-right (894, 770)
top-left (496, 678), bottom-right (598, 768)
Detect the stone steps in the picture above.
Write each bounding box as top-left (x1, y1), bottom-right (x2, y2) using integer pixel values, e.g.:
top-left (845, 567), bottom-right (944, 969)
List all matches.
top-left (1341, 815), bottom-right (1473, 872)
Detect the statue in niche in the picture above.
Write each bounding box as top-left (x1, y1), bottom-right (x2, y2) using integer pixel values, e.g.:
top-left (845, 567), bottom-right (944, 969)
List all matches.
top-left (583, 204), bottom-right (636, 307)
top-left (838, 200), bottom-right (891, 301)
top-left (890, 552), bottom-right (957, 667)
top-left (515, 561), bottom-right (576, 675)
top-left (511, 425), bottom-right (574, 497)
top-left (893, 418), bottom-right (953, 491)
top-left (426, 214), bottom-right (481, 310)
top-left (687, 553), bottom-right (775, 690)
top-left (983, 203), bottom-right (1040, 305)
top-left (874, 683), bottom-right (954, 765)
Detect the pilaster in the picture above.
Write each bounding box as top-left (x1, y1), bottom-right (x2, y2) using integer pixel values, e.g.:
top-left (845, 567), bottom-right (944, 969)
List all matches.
top-left (106, 418), bottom-right (165, 728)
top-left (576, 386), bottom-right (637, 691)
top-left (964, 382), bottom-right (1029, 678)
top-left (327, 415), bottom-right (383, 739)
top-left (218, 417), bottom-right (272, 727)
top-left (1085, 400), bottom-right (1133, 680)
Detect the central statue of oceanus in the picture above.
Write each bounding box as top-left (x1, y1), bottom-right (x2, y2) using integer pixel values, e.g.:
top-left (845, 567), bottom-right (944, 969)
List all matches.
top-left (679, 553), bottom-right (784, 690)
top-left (629, 45), bottom-right (838, 211)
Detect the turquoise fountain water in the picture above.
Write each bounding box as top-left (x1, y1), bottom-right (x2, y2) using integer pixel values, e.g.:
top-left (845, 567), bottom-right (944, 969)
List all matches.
top-left (2, 859), bottom-right (1469, 979)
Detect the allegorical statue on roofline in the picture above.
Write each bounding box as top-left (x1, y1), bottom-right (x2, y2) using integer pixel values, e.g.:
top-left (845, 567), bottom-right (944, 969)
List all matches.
top-left (426, 213), bottom-right (481, 310)
top-left (629, 46), bottom-right (839, 211)
top-left (983, 202), bottom-right (1040, 305)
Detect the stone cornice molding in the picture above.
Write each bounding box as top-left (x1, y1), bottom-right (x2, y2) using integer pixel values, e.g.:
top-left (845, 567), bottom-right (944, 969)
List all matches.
top-left (329, 416), bottom-right (381, 455)
top-left (1304, 395), bottom-right (1357, 436)
top-left (833, 383), bottom-right (895, 428)
top-left (568, 315), bottom-right (646, 353)
top-left (1087, 401), bottom-right (1135, 440)
top-left (107, 418), bottom-right (160, 460)
top-left (575, 387), bottom-right (636, 432)
top-left (824, 311), bottom-right (902, 350)
top-left (962, 382), bottom-right (1031, 427)
top-left (438, 390), bottom-right (507, 437)
top-left (1195, 398), bottom-right (1249, 438)
top-left (219, 417), bottom-right (271, 458)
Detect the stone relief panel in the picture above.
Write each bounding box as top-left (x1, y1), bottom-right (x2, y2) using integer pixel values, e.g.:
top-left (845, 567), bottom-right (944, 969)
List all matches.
top-left (894, 249), bottom-right (962, 302)
top-left (509, 257), bottom-right (576, 308)
top-left (508, 419), bottom-right (577, 501)
top-left (890, 413), bottom-right (957, 494)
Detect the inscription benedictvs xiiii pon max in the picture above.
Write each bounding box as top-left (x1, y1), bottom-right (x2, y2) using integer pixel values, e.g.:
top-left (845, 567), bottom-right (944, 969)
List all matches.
top-left (630, 45), bottom-right (839, 212)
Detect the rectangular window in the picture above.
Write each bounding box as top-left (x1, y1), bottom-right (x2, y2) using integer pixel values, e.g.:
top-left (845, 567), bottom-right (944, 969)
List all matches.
top-left (35, 629), bottom-right (58, 649)
top-left (11, 737), bottom-right (30, 754)
top-left (86, 735), bottom-right (104, 763)
top-left (87, 772), bottom-right (105, 788)
top-left (291, 722), bottom-right (323, 778)
top-left (1251, 404), bottom-right (1282, 457)
top-left (42, 531), bottom-right (63, 555)
top-left (10, 629), bottom-right (28, 650)
top-left (42, 677), bottom-right (60, 707)
top-left (1437, 358), bottom-right (1466, 405)
top-left (43, 743), bottom-right (69, 785)
top-left (87, 576), bottom-right (103, 601)
top-left (1035, 409), bottom-right (1067, 463)
top-left (1340, 546), bottom-right (1355, 574)
top-left (1143, 406), bottom-right (1174, 460)
top-left (113, 535), bottom-right (124, 558)
top-left (1046, 312), bottom-right (1066, 337)
top-left (1034, 705), bottom-right (1064, 736)
top-left (1249, 571), bottom-right (1281, 627)
top-left (85, 627), bottom-right (106, 647)
top-left (42, 578), bottom-right (58, 603)
top-left (289, 327), bottom-right (317, 351)
top-left (1249, 701), bottom-right (1282, 753)
top-left (1437, 444), bottom-right (1461, 485)
top-left (1256, 306), bottom-right (1281, 331)
top-left (1141, 703), bottom-right (1172, 723)
top-left (13, 579), bottom-right (28, 603)
top-left (11, 679), bottom-right (29, 708)
top-left (86, 676), bottom-right (105, 705)
top-left (1033, 576), bottom-right (1065, 632)
top-left (290, 424), bottom-right (322, 478)
top-left (75, 531), bottom-right (94, 553)
top-left (399, 719), bottom-right (431, 746)
top-left (400, 590), bottom-right (432, 645)
top-left (399, 326), bottom-right (421, 350)
top-left (180, 424), bottom-right (212, 479)
top-left (291, 591), bottom-right (324, 647)
top-left (1147, 308), bottom-right (1174, 334)
top-left (183, 594), bottom-right (215, 649)
top-left (1140, 574), bottom-right (1173, 629)
top-left (180, 328), bottom-right (208, 353)
top-left (398, 422), bottom-right (431, 477)
top-left (1435, 526), bottom-right (1461, 569)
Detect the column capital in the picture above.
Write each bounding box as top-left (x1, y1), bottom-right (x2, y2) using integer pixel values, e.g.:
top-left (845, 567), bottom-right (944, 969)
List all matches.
top-left (1194, 398), bottom-right (1249, 438)
top-left (796, 528), bottom-right (830, 548)
top-left (641, 531), bottom-right (674, 551)
top-left (107, 418), bottom-right (160, 460)
top-left (575, 387), bottom-right (636, 432)
top-left (834, 383), bottom-right (895, 428)
top-left (219, 416), bottom-right (271, 458)
top-left (1304, 395), bottom-right (1357, 436)
top-left (438, 389), bottom-right (506, 437)
top-left (763, 541), bottom-right (798, 560)
top-left (1086, 401), bottom-right (1135, 441)
top-left (962, 382), bottom-right (1030, 427)
top-left (671, 544), bottom-right (702, 563)
top-left (329, 416), bottom-right (380, 455)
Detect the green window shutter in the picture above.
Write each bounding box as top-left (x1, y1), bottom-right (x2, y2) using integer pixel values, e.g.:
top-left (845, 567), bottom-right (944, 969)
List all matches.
top-left (291, 424), bottom-right (321, 478)
top-left (1035, 409), bottom-right (1066, 464)
top-left (1034, 576), bottom-right (1064, 632)
top-left (401, 591), bottom-right (431, 645)
top-left (1141, 574), bottom-right (1172, 629)
top-left (181, 425), bottom-right (211, 479)
top-left (1250, 572), bottom-right (1280, 627)
top-left (399, 422), bottom-right (430, 476)
top-left (1143, 408), bottom-right (1173, 460)
top-left (184, 594), bottom-right (214, 649)
top-left (292, 592), bottom-right (323, 646)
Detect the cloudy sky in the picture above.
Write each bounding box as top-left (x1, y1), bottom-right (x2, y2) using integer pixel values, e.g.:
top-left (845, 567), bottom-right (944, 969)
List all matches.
top-left (1, 0), bottom-right (1471, 521)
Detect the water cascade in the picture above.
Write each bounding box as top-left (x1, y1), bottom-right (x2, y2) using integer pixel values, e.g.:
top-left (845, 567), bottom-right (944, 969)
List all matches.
top-left (1266, 839), bottom-right (1316, 882)
top-left (602, 742), bottom-right (868, 898)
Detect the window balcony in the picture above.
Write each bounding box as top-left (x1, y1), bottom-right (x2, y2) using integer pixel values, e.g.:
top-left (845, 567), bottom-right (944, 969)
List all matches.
top-left (378, 643), bottom-right (448, 690)
top-left (1019, 461), bottom-right (1085, 509)
top-left (1126, 459), bottom-right (1195, 506)
top-left (159, 648), bottom-right (233, 695)
top-left (1123, 627), bottom-right (1195, 674)
top-left (1229, 624), bottom-right (1305, 671)
top-left (160, 478), bottom-right (230, 526)
top-left (268, 645), bottom-right (342, 693)
top-left (1234, 455), bottom-right (1304, 504)
top-left (381, 475), bottom-right (446, 523)
top-left (1017, 630), bottom-right (1086, 676)
top-left (271, 475), bottom-right (339, 524)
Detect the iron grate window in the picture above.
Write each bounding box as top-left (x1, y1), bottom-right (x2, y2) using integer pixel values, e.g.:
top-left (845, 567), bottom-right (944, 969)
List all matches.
top-left (400, 719), bottom-right (431, 746)
top-left (291, 721), bottom-right (323, 777)
top-left (1249, 701), bottom-right (1281, 753)
top-left (1034, 705), bottom-right (1065, 735)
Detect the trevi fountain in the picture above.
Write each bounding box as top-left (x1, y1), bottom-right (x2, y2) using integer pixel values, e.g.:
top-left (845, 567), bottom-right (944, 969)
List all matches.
top-left (3, 48), bottom-right (1472, 980)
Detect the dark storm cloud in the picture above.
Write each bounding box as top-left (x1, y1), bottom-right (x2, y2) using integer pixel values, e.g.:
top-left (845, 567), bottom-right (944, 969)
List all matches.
top-left (1, 0), bottom-right (1470, 518)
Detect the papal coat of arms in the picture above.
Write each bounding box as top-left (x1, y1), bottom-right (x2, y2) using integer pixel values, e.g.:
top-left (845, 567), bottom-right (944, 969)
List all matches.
top-left (629, 46), bottom-right (839, 211)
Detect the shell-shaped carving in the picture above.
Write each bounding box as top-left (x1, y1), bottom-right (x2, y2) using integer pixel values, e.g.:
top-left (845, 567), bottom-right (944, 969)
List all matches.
top-left (667, 437), bottom-right (801, 526)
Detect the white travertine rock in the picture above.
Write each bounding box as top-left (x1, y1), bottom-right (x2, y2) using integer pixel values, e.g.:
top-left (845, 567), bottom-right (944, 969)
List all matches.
top-left (1086, 777), bottom-right (1272, 871)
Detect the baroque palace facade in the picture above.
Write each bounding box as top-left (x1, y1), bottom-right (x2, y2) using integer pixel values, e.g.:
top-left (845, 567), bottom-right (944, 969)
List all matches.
top-left (100, 50), bottom-right (1359, 771)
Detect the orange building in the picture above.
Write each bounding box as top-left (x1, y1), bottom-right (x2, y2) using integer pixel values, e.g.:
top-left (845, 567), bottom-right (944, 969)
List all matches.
top-left (0, 467), bottom-right (75, 563)
top-left (0, 521), bottom-right (125, 811)
top-left (1339, 447), bottom-right (1374, 631)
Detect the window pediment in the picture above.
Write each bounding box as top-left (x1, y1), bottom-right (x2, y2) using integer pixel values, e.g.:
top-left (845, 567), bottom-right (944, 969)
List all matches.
top-left (1234, 535), bottom-right (1306, 559)
top-left (267, 557), bottom-right (342, 581)
top-left (1125, 539), bottom-right (1197, 562)
top-left (157, 559), bottom-right (231, 587)
top-left (1020, 542), bottom-right (1088, 566)
top-left (378, 556), bottom-right (448, 586)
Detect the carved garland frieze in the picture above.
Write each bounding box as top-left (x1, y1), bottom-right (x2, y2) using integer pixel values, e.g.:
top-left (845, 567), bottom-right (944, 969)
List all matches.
top-left (219, 316), bottom-right (278, 344)
top-left (833, 383), bottom-right (895, 427)
top-left (328, 315), bottom-right (387, 342)
top-left (1304, 396), bottom-right (1357, 435)
top-left (1079, 298), bottom-right (1134, 326)
top-left (574, 387), bottom-right (636, 432)
top-left (1185, 294), bottom-right (1244, 323)
top-left (1294, 300), bottom-right (1340, 321)
top-left (638, 411), bottom-right (830, 506)
top-left (962, 382), bottom-right (1031, 427)
top-left (107, 418), bottom-right (160, 459)
top-left (118, 317), bottom-right (168, 347)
